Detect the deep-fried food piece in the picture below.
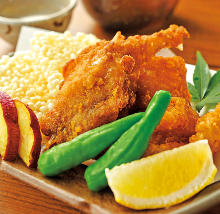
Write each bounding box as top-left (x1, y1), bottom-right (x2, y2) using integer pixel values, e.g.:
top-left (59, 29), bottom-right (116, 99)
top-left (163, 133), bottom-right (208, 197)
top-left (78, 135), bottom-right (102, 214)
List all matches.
top-left (136, 56), bottom-right (191, 110)
top-left (110, 25), bottom-right (189, 90)
top-left (144, 142), bottom-right (185, 156)
top-left (40, 25), bottom-right (189, 148)
top-left (41, 54), bottom-right (136, 149)
top-left (111, 25), bottom-right (190, 114)
top-left (122, 24), bottom-right (189, 62)
top-left (144, 97), bottom-right (199, 156)
top-left (63, 24), bottom-right (189, 91)
top-left (190, 103), bottom-right (220, 153)
top-left (154, 97), bottom-right (198, 138)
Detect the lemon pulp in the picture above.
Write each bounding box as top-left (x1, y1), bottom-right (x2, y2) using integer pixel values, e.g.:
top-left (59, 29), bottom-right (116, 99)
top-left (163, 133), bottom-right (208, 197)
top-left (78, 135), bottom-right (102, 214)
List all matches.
top-left (105, 140), bottom-right (217, 209)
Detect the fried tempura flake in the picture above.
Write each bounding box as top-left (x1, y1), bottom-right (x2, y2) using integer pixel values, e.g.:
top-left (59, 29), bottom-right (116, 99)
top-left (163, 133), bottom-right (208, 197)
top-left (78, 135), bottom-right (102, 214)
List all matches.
top-left (190, 103), bottom-right (220, 153)
top-left (40, 25), bottom-right (190, 148)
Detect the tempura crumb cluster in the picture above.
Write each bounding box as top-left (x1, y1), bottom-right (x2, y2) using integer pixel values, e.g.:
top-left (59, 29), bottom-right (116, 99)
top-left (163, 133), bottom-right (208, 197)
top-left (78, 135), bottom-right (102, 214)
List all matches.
top-left (0, 31), bottom-right (100, 119)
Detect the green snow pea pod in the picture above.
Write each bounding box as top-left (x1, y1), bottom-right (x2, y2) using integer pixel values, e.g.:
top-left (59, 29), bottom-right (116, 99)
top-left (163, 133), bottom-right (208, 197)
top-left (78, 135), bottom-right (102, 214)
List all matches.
top-left (38, 112), bottom-right (144, 176)
top-left (85, 90), bottom-right (171, 192)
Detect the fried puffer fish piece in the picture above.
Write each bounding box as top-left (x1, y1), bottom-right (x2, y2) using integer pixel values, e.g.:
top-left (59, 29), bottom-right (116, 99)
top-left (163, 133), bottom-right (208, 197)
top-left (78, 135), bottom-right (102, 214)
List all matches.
top-left (190, 103), bottom-right (220, 153)
top-left (40, 25), bottom-right (189, 148)
top-left (144, 97), bottom-right (199, 156)
top-left (41, 53), bottom-right (136, 149)
top-left (136, 56), bottom-right (191, 110)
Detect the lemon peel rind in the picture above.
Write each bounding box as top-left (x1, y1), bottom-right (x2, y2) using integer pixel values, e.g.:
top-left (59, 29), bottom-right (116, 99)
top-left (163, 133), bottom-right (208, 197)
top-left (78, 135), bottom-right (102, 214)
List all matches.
top-left (106, 140), bottom-right (217, 210)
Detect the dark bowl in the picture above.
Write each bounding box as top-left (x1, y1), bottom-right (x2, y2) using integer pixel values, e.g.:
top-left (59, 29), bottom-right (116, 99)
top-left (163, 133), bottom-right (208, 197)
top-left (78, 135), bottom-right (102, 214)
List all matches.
top-left (82, 0), bottom-right (178, 32)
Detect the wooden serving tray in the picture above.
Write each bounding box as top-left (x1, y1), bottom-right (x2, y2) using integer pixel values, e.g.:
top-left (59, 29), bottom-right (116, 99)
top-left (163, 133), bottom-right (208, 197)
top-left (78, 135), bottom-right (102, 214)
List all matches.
top-left (1, 158), bottom-right (220, 214)
top-left (1, 28), bottom-right (219, 213)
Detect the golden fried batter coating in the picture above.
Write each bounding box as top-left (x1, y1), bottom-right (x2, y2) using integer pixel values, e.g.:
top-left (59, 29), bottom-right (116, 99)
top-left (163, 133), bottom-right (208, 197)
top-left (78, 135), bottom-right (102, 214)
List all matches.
top-left (144, 97), bottom-right (199, 156)
top-left (40, 25), bottom-right (190, 148)
top-left (111, 25), bottom-right (190, 113)
top-left (111, 25), bottom-right (189, 88)
top-left (136, 56), bottom-right (191, 110)
top-left (144, 142), bottom-right (185, 156)
top-left (41, 53), bottom-right (136, 149)
top-left (190, 103), bottom-right (220, 153)
top-left (154, 97), bottom-right (198, 138)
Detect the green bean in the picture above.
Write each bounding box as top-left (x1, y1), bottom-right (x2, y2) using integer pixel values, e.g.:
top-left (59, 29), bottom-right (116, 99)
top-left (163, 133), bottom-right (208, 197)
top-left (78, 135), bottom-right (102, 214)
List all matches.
top-left (38, 112), bottom-right (144, 176)
top-left (85, 90), bottom-right (171, 192)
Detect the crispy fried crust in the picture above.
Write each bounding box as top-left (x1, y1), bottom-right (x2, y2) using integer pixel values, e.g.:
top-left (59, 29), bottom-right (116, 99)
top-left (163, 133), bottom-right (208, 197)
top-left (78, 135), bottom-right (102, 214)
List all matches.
top-left (154, 97), bottom-right (198, 138)
top-left (136, 56), bottom-right (191, 110)
top-left (40, 25), bottom-right (190, 148)
top-left (107, 25), bottom-right (190, 113)
top-left (190, 103), bottom-right (220, 153)
top-left (124, 24), bottom-right (189, 60)
top-left (144, 97), bottom-right (198, 156)
top-left (144, 142), bottom-right (186, 157)
top-left (41, 52), bottom-right (136, 149)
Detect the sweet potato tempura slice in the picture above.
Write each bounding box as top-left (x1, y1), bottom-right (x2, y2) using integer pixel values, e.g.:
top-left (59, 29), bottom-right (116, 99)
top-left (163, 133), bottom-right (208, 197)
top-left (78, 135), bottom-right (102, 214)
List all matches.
top-left (190, 103), bottom-right (220, 153)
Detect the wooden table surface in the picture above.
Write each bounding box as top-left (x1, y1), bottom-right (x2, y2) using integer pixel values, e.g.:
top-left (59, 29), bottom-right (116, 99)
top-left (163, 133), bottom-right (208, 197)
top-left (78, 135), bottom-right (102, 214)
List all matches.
top-left (0, 0), bottom-right (220, 213)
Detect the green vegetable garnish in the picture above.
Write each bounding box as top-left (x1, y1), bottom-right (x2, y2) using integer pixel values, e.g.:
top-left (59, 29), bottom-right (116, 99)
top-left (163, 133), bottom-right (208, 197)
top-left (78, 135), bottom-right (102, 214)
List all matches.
top-left (85, 90), bottom-right (171, 192)
top-left (38, 112), bottom-right (144, 176)
top-left (187, 51), bottom-right (220, 112)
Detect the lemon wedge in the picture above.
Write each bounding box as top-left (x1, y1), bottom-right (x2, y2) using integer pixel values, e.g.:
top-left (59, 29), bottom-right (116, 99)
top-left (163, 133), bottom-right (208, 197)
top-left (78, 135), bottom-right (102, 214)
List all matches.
top-left (105, 140), bottom-right (217, 209)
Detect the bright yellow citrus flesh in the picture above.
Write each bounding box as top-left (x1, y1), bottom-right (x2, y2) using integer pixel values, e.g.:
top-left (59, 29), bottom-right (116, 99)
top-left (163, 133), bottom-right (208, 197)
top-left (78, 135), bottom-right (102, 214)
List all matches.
top-left (105, 140), bottom-right (217, 210)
